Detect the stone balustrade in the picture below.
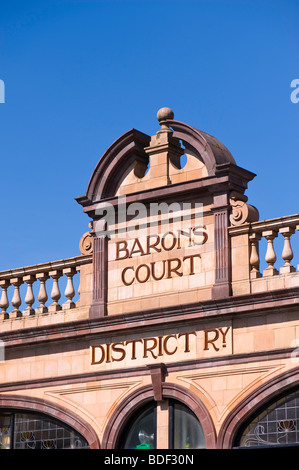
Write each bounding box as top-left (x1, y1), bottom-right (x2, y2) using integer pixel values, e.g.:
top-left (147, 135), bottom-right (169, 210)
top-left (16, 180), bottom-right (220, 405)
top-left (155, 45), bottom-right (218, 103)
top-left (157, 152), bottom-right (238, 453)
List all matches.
top-left (2, 214), bottom-right (299, 323)
top-left (0, 254), bottom-right (92, 320)
top-left (248, 214), bottom-right (299, 279)
top-left (229, 213), bottom-right (299, 297)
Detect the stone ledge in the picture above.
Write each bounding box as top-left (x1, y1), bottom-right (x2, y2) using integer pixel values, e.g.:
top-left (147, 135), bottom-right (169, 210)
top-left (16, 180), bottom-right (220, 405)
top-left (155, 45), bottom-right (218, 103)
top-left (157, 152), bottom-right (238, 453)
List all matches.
top-left (1, 286), bottom-right (299, 349)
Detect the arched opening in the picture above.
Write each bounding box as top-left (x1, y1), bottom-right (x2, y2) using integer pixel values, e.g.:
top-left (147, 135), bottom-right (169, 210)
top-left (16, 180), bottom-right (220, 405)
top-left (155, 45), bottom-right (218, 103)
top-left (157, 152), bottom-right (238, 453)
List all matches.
top-left (119, 401), bottom-right (156, 449)
top-left (218, 369), bottom-right (299, 448)
top-left (169, 399), bottom-right (206, 449)
top-left (234, 387), bottom-right (299, 448)
top-left (0, 394), bottom-right (100, 449)
top-left (102, 383), bottom-right (214, 449)
top-left (0, 409), bottom-right (89, 449)
top-left (117, 399), bottom-right (206, 450)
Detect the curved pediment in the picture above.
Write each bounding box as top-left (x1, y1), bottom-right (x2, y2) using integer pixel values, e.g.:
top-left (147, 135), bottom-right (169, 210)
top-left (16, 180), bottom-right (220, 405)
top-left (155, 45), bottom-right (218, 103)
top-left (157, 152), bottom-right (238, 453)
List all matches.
top-left (86, 128), bottom-right (151, 201)
top-left (79, 108), bottom-right (246, 205)
top-left (168, 120), bottom-right (236, 174)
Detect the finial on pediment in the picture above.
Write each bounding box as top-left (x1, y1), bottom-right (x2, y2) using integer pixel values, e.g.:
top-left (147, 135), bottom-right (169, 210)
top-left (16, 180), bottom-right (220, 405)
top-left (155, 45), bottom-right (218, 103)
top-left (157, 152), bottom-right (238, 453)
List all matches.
top-left (157, 107), bottom-right (174, 132)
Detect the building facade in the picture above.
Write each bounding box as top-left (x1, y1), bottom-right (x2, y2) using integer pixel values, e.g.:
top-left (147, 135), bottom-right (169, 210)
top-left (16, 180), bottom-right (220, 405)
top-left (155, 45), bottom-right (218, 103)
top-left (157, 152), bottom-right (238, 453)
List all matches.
top-left (0, 108), bottom-right (299, 449)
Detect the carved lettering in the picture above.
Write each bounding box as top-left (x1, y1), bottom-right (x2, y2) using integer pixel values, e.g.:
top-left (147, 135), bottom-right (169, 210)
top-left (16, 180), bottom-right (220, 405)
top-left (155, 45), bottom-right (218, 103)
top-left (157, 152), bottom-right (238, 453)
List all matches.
top-left (120, 255), bottom-right (201, 286)
top-left (111, 342), bottom-right (126, 362)
top-left (163, 335), bottom-right (178, 355)
top-left (130, 238), bottom-right (145, 257)
top-left (161, 232), bottom-right (177, 251)
top-left (183, 254), bottom-right (201, 275)
top-left (204, 329), bottom-right (220, 351)
top-left (146, 235), bottom-right (161, 255)
top-left (219, 327), bottom-right (230, 348)
top-left (166, 258), bottom-right (183, 279)
top-left (151, 260), bottom-right (166, 281)
top-left (178, 331), bottom-right (197, 352)
top-left (143, 337), bottom-right (158, 359)
top-left (116, 227), bottom-right (207, 260)
top-left (91, 328), bottom-right (231, 366)
top-left (91, 344), bottom-right (105, 365)
top-left (204, 327), bottom-right (231, 351)
top-left (121, 266), bottom-right (134, 286)
top-left (114, 226), bottom-right (207, 286)
top-left (135, 264), bottom-right (151, 283)
top-left (116, 240), bottom-right (129, 260)
top-left (125, 339), bottom-right (143, 360)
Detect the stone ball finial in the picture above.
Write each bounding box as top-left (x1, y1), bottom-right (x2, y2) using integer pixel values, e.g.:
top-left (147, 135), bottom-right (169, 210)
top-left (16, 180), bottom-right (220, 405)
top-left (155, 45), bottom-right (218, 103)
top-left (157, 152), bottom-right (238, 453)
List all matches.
top-left (157, 107), bottom-right (174, 123)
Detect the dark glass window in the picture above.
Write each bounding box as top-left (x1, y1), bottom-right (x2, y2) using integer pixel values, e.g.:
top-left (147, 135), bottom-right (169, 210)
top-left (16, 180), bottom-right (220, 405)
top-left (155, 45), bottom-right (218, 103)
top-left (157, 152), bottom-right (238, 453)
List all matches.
top-left (235, 388), bottom-right (299, 448)
top-left (119, 399), bottom-right (206, 449)
top-left (119, 402), bottom-right (156, 449)
top-left (0, 411), bottom-right (89, 449)
top-left (0, 413), bottom-right (12, 449)
top-left (170, 400), bottom-right (206, 449)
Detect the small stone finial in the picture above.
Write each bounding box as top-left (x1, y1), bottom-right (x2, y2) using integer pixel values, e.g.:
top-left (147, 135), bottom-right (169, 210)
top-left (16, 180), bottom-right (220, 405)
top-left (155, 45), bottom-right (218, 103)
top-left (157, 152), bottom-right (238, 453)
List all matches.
top-left (157, 107), bottom-right (174, 122)
top-left (157, 107), bottom-right (174, 132)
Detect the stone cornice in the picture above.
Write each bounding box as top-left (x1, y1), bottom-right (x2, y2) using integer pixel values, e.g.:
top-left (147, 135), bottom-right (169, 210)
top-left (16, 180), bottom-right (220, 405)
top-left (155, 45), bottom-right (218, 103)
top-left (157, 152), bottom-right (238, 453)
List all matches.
top-left (0, 346), bottom-right (292, 394)
top-left (1, 286), bottom-right (299, 349)
top-left (78, 163), bottom-right (253, 213)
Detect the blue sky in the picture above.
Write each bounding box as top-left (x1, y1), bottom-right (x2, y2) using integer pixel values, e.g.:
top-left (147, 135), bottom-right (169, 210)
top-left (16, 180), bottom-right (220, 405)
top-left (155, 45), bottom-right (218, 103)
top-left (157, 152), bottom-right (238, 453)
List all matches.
top-left (0, 0), bottom-right (298, 270)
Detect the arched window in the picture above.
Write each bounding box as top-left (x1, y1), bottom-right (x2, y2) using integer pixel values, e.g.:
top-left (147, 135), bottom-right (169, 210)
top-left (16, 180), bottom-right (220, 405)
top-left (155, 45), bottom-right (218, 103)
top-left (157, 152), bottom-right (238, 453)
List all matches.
top-left (235, 388), bottom-right (299, 448)
top-left (119, 402), bottom-right (156, 449)
top-left (0, 410), bottom-right (90, 449)
top-left (118, 400), bottom-right (205, 449)
top-left (169, 400), bottom-right (205, 449)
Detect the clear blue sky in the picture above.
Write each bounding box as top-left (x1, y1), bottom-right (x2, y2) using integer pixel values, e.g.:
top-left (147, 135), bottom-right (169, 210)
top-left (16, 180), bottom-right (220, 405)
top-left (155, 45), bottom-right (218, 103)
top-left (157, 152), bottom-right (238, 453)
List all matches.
top-left (0, 0), bottom-right (298, 270)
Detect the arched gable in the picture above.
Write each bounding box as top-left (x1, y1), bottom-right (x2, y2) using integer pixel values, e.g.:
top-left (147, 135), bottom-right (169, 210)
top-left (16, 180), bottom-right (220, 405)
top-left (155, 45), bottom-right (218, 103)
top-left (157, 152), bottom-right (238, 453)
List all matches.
top-left (86, 128), bottom-right (150, 201)
top-left (168, 119), bottom-right (236, 175)
top-left (82, 112), bottom-right (238, 203)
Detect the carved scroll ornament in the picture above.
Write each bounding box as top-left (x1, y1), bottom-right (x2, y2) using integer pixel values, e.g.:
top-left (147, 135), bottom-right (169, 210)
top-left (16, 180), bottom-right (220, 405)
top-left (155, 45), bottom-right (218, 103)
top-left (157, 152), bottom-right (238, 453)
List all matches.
top-left (79, 232), bottom-right (93, 255)
top-left (229, 192), bottom-right (259, 226)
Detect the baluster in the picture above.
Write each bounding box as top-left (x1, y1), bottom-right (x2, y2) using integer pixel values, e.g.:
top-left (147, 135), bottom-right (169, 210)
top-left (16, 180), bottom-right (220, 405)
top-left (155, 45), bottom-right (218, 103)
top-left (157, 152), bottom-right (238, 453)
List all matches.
top-left (249, 233), bottom-right (262, 279)
top-left (77, 266), bottom-right (81, 298)
top-left (23, 275), bottom-right (36, 315)
top-left (36, 273), bottom-right (49, 314)
top-left (48, 270), bottom-right (62, 312)
top-left (62, 267), bottom-right (76, 309)
top-left (10, 277), bottom-right (23, 318)
top-left (0, 280), bottom-right (10, 320)
top-left (279, 227), bottom-right (295, 273)
top-left (262, 230), bottom-right (278, 276)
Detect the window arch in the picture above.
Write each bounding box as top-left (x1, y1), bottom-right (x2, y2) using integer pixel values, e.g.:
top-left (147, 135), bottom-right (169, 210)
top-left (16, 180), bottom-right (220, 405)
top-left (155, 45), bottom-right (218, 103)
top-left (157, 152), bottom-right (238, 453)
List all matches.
top-left (169, 399), bottom-right (206, 449)
top-left (102, 383), bottom-right (216, 449)
top-left (0, 410), bottom-right (90, 449)
top-left (0, 394), bottom-right (100, 448)
top-left (234, 387), bottom-right (299, 448)
top-left (118, 399), bottom-right (206, 450)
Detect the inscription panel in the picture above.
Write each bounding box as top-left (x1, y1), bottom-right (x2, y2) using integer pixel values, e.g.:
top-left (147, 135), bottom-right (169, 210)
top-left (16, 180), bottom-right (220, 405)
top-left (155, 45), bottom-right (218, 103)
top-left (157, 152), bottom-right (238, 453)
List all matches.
top-left (90, 324), bottom-right (232, 370)
top-left (106, 201), bottom-right (215, 314)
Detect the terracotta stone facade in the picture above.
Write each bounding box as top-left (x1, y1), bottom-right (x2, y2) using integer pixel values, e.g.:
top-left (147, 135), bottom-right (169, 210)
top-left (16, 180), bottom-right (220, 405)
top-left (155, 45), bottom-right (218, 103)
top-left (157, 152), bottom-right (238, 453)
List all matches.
top-left (0, 108), bottom-right (299, 449)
